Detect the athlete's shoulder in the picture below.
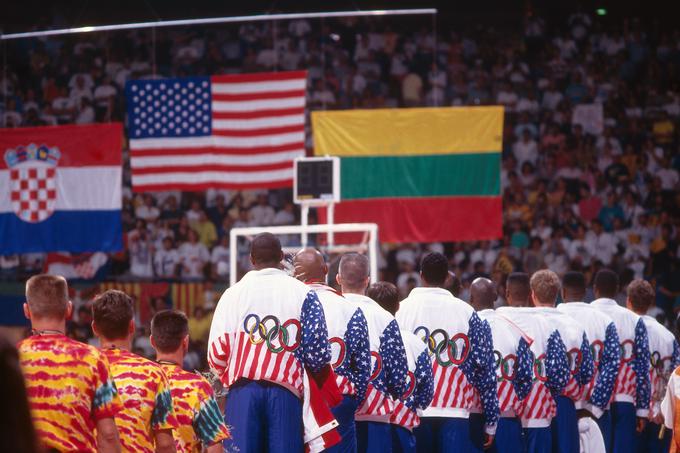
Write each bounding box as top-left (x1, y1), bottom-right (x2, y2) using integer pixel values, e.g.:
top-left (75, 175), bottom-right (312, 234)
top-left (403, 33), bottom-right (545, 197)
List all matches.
top-left (643, 315), bottom-right (675, 342)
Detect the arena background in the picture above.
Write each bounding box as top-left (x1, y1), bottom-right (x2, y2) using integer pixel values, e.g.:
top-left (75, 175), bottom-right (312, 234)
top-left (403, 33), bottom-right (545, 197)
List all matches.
top-left (1, 0), bottom-right (679, 372)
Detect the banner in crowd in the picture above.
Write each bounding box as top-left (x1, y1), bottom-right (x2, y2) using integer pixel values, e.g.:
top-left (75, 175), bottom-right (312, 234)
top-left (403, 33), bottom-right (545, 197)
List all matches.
top-left (45, 253), bottom-right (109, 280)
top-left (126, 71), bottom-right (307, 192)
top-left (312, 106), bottom-right (503, 242)
top-left (0, 124), bottom-right (123, 253)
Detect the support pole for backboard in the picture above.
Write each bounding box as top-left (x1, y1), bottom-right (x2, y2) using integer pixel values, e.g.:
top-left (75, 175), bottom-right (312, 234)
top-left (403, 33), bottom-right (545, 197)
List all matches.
top-left (301, 203), bottom-right (310, 248)
top-left (327, 203), bottom-right (335, 247)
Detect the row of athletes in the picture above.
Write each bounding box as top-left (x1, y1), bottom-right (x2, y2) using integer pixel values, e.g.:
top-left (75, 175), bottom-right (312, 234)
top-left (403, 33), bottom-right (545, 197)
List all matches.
top-left (205, 233), bottom-right (680, 453)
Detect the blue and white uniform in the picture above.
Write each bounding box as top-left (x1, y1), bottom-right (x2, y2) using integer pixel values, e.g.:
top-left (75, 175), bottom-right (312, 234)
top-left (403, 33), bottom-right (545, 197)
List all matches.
top-left (496, 307), bottom-right (570, 453)
top-left (343, 293), bottom-right (409, 453)
top-left (208, 267), bottom-right (331, 453)
top-left (308, 283), bottom-right (371, 453)
top-left (397, 287), bottom-right (499, 453)
top-left (591, 298), bottom-right (651, 453)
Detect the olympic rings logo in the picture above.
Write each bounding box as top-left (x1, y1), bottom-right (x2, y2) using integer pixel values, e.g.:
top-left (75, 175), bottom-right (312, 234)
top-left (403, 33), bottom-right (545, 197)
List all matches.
top-left (370, 351), bottom-right (382, 381)
top-left (533, 354), bottom-right (547, 382)
top-left (620, 339), bottom-right (635, 364)
top-left (493, 350), bottom-right (518, 381)
top-left (567, 348), bottom-right (583, 376)
top-left (243, 314), bottom-right (301, 353)
top-left (650, 352), bottom-right (673, 373)
top-left (329, 337), bottom-right (346, 369)
top-left (414, 326), bottom-right (470, 368)
top-left (590, 340), bottom-right (604, 367)
top-left (402, 371), bottom-right (416, 400)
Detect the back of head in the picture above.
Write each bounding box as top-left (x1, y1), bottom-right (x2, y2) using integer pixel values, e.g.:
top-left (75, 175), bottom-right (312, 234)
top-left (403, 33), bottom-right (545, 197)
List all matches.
top-left (627, 279), bottom-right (655, 314)
top-left (293, 248), bottom-right (327, 283)
top-left (151, 310), bottom-right (189, 354)
top-left (594, 269), bottom-right (619, 299)
top-left (506, 272), bottom-right (530, 307)
top-left (338, 253), bottom-right (370, 293)
top-left (562, 271), bottom-right (586, 302)
top-left (250, 232), bottom-right (283, 269)
top-left (530, 270), bottom-right (561, 306)
top-left (25, 274), bottom-right (69, 320)
top-left (367, 281), bottom-right (399, 316)
top-left (420, 252), bottom-right (448, 287)
top-left (92, 290), bottom-right (134, 341)
top-left (470, 277), bottom-right (497, 311)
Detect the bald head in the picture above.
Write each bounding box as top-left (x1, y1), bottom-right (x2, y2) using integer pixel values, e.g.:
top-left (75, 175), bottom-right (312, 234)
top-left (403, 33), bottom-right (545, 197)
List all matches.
top-left (293, 248), bottom-right (327, 283)
top-left (470, 277), bottom-right (496, 311)
top-left (250, 233), bottom-right (283, 269)
top-left (337, 253), bottom-right (370, 294)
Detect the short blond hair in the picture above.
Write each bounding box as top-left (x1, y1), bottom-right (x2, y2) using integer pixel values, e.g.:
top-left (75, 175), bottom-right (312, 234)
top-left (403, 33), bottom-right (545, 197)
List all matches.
top-left (25, 274), bottom-right (69, 319)
top-left (627, 279), bottom-right (655, 312)
top-left (530, 270), bottom-right (561, 305)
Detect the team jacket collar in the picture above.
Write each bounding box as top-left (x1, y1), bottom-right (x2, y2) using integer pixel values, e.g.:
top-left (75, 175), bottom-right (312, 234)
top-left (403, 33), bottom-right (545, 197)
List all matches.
top-left (591, 297), bottom-right (618, 306)
top-left (343, 292), bottom-right (380, 308)
top-left (245, 267), bottom-right (289, 278)
top-left (408, 286), bottom-right (454, 298)
top-left (478, 308), bottom-right (495, 316)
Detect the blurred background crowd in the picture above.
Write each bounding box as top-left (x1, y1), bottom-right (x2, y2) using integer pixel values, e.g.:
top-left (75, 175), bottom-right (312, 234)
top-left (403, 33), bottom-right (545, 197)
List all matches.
top-left (2, 4), bottom-right (680, 360)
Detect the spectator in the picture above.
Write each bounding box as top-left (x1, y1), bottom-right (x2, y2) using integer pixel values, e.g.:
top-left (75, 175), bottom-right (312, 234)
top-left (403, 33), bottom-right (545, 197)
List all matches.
top-left (154, 237), bottom-right (180, 279)
top-left (136, 194), bottom-right (161, 222)
top-left (250, 193), bottom-right (275, 226)
top-left (179, 229), bottom-right (210, 280)
top-left (211, 235), bottom-right (231, 280)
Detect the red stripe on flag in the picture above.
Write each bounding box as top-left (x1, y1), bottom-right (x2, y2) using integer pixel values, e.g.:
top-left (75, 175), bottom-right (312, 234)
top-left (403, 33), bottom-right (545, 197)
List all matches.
top-left (212, 90), bottom-right (306, 102)
top-left (211, 125), bottom-right (304, 137)
top-left (132, 179), bottom-right (293, 193)
top-left (212, 107), bottom-right (305, 120)
top-left (132, 161), bottom-right (293, 175)
top-left (211, 71), bottom-right (307, 83)
top-left (130, 142), bottom-right (304, 157)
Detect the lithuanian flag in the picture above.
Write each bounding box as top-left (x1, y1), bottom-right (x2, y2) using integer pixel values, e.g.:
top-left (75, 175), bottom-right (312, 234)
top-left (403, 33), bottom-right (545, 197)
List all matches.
top-left (311, 106), bottom-right (503, 243)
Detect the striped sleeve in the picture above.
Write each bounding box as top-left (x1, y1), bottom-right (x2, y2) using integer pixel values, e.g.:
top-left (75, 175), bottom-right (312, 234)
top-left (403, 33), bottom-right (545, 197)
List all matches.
top-left (514, 337), bottom-right (534, 401)
top-left (298, 290), bottom-right (331, 373)
top-left (546, 330), bottom-right (569, 397)
top-left (414, 349), bottom-right (435, 410)
top-left (345, 308), bottom-right (371, 403)
top-left (577, 332), bottom-right (595, 387)
top-left (466, 315), bottom-right (499, 433)
top-left (634, 318), bottom-right (651, 416)
top-left (379, 319), bottom-right (409, 399)
top-left (589, 322), bottom-right (621, 416)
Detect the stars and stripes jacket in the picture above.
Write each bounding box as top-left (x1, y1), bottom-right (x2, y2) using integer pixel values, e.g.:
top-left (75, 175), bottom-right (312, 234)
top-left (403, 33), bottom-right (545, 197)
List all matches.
top-left (307, 283), bottom-right (371, 402)
top-left (557, 302), bottom-right (621, 417)
top-left (390, 330), bottom-right (435, 432)
top-left (343, 293), bottom-right (409, 423)
top-left (640, 314), bottom-right (680, 420)
top-left (207, 268), bottom-right (331, 398)
top-left (591, 298), bottom-right (651, 417)
top-left (470, 309), bottom-right (534, 418)
top-left (397, 287), bottom-right (499, 435)
top-left (496, 307), bottom-right (570, 428)
top-left (532, 307), bottom-right (595, 404)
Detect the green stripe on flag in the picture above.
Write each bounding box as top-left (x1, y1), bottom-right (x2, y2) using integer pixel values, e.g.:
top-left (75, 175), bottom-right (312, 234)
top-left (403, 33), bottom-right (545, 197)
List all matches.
top-left (340, 153), bottom-right (500, 200)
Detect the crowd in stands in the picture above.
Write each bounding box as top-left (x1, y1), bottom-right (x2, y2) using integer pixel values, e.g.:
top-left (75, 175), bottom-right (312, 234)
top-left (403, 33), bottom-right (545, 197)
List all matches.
top-left (2, 10), bottom-right (680, 327)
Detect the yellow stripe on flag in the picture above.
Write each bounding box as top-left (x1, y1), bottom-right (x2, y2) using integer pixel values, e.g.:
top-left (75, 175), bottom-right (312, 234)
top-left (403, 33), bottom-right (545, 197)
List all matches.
top-left (312, 106), bottom-right (503, 156)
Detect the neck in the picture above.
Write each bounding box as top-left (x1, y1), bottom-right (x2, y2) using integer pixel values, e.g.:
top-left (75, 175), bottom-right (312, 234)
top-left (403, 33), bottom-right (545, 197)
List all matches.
top-left (563, 295), bottom-right (584, 303)
top-left (632, 308), bottom-right (647, 316)
top-left (155, 349), bottom-right (184, 365)
top-left (342, 287), bottom-right (365, 295)
top-left (31, 318), bottom-right (66, 334)
top-left (254, 262), bottom-right (279, 271)
top-left (535, 302), bottom-right (555, 308)
top-left (100, 337), bottom-right (132, 351)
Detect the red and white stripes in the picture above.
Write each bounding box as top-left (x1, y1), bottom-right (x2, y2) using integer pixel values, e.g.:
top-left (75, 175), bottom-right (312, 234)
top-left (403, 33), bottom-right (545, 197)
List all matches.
top-left (429, 361), bottom-right (474, 411)
top-left (208, 331), bottom-right (304, 397)
top-left (613, 363), bottom-right (637, 402)
top-left (390, 399), bottom-right (420, 431)
top-left (518, 382), bottom-right (556, 426)
top-left (355, 383), bottom-right (394, 422)
top-left (334, 375), bottom-right (355, 397)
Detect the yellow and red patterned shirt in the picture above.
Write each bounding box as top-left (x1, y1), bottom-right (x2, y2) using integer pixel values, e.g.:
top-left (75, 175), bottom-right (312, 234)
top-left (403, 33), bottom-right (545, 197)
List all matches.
top-left (159, 361), bottom-right (230, 452)
top-left (18, 334), bottom-right (121, 453)
top-left (104, 348), bottom-right (178, 452)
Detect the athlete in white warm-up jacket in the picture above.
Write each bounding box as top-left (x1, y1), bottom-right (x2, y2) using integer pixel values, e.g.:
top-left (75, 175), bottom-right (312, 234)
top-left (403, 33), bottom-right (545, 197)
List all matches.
top-left (293, 248), bottom-right (372, 453)
top-left (468, 277), bottom-right (534, 453)
top-left (207, 234), bottom-right (331, 453)
top-left (397, 252), bottom-right (499, 453)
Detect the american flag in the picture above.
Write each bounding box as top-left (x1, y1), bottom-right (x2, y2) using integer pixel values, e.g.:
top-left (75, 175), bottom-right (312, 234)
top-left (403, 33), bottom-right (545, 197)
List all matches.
top-left (126, 71), bottom-right (307, 192)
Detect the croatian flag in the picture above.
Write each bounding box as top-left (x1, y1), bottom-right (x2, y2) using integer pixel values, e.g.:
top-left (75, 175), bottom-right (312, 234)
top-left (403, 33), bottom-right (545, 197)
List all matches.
top-left (0, 124), bottom-right (123, 253)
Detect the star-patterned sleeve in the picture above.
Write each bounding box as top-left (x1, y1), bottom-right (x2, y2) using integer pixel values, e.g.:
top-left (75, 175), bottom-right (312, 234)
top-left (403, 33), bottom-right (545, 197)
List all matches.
top-left (577, 333), bottom-right (595, 387)
top-left (672, 340), bottom-right (680, 369)
top-left (589, 322), bottom-right (621, 417)
top-left (343, 308), bottom-right (371, 404)
top-left (514, 337), bottom-right (534, 401)
top-left (413, 348), bottom-right (435, 410)
top-left (298, 290), bottom-right (331, 373)
top-left (151, 371), bottom-right (177, 432)
top-left (546, 330), bottom-right (569, 397)
top-left (379, 319), bottom-right (409, 399)
top-left (463, 315), bottom-right (499, 434)
top-left (634, 318), bottom-right (651, 416)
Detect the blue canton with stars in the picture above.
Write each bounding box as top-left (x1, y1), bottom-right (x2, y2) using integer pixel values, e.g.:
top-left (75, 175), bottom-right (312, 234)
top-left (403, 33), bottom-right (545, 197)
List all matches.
top-left (546, 330), bottom-right (570, 397)
top-left (673, 340), bottom-right (680, 369)
top-left (460, 314), bottom-right (500, 428)
top-left (577, 333), bottom-right (595, 387)
top-left (375, 319), bottom-right (409, 399)
top-left (633, 318), bottom-right (651, 411)
top-left (126, 77), bottom-right (212, 139)
top-left (589, 322), bottom-right (621, 411)
top-left (337, 307), bottom-right (371, 404)
top-left (403, 349), bottom-right (435, 411)
top-left (514, 337), bottom-right (535, 401)
top-left (296, 290), bottom-right (331, 373)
